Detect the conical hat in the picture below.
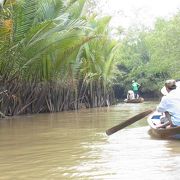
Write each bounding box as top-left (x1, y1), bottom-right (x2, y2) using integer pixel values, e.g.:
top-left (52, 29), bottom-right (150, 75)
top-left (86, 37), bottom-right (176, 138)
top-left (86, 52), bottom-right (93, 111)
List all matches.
top-left (161, 80), bottom-right (180, 95)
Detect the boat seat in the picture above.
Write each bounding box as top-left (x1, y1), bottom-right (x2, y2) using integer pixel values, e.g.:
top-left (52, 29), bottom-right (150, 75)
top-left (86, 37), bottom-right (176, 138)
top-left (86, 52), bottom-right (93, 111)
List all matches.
top-left (151, 115), bottom-right (161, 119)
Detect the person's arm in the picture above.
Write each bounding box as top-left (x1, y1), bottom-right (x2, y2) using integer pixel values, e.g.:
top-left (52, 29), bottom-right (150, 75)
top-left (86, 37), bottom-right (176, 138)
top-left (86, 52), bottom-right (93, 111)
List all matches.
top-left (156, 111), bottom-right (172, 128)
top-left (156, 96), bottom-right (167, 113)
top-left (156, 120), bottom-right (170, 128)
top-left (164, 111), bottom-right (173, 126)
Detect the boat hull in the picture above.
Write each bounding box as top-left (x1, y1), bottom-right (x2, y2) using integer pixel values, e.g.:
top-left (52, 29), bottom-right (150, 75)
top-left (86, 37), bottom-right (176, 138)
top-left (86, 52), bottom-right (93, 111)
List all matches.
top-left (147, 112), bottom-right (180, 139)
top-left (124, 97), bottom-right (144, 103)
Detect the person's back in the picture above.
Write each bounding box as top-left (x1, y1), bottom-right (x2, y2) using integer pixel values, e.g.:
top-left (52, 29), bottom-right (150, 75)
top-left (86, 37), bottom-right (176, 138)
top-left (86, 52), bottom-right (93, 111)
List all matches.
top-left (127, 90), bottom-right (135, 100)
top-left (157, 80), bottom-right (180, 126)
top-left (132, 82), bottom-right (139, 91)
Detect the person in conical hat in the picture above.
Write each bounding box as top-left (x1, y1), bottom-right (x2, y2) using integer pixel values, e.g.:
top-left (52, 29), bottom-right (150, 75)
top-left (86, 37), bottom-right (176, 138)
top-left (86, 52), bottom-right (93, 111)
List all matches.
top-left (157, 79), bottom-right (180, 128)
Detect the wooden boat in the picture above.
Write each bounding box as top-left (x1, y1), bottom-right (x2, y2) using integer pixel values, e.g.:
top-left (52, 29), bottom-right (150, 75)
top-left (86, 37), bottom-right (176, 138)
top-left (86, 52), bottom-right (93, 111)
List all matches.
top-left (124, 97), bottom-right (144, 103)
top-left (147, 111), bottom-right (180, 139)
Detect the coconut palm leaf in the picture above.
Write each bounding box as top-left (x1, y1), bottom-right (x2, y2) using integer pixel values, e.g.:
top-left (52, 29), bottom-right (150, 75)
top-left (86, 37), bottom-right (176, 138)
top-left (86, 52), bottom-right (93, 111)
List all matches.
top-left (35, 0), bottom-right (64, 22)
top-left (13, 0), bottom-right (37, 42)
top-left (65, 0), bottom-right (86, 19)
top-left (102, 43), bottom-right (120, 85)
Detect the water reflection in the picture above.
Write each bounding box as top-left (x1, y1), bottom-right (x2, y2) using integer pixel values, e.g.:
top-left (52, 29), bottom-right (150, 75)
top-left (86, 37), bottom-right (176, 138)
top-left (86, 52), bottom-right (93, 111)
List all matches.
top-left (0, 101), bottom-right (179, 180)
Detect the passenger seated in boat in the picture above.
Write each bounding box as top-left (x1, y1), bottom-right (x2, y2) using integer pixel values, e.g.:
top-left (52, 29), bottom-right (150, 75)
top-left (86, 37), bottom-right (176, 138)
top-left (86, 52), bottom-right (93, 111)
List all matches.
top-left (127, 90), bottom-right (135, 100)
top-left (156, 79), bottom-right (180, 128)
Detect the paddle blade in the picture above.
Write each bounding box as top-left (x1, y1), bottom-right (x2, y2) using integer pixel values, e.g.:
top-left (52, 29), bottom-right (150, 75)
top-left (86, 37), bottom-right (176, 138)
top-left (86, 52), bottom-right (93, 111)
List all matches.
top-left (106, 109), bottom-right (153, 136)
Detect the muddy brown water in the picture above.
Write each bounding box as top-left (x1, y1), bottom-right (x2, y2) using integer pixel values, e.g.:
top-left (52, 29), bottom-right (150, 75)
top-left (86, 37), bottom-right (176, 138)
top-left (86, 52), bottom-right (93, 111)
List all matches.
top-left (0, 101), bottom-right (179, 180)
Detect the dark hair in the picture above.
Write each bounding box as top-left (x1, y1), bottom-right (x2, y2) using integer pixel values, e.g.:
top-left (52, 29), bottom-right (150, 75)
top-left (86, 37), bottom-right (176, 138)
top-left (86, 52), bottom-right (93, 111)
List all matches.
top-left (165, 79), bottom-right (176, 90)
top-left (168, 85), bottom-right (176, 90)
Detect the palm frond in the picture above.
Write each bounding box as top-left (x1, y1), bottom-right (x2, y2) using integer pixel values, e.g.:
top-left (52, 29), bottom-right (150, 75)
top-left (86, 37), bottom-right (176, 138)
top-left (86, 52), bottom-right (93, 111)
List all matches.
top-left (65, 0), bottom-right (86, 19)
top-left (35, 0), bottom-right (65, 22)
top-left (13, 0), bottom-right (37, 42)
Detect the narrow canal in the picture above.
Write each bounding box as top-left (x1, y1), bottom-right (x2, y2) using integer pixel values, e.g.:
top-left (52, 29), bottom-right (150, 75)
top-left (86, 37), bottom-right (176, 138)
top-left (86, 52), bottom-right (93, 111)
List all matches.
top-left (0, 101), bottom-right (179, 180)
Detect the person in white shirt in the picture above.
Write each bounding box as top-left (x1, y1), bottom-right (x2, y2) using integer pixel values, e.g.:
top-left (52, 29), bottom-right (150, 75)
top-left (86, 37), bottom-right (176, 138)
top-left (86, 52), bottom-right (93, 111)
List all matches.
top-left (157, 79), bottom-right (180, 128)
top-left (127, 90), bottom-right (135, 100)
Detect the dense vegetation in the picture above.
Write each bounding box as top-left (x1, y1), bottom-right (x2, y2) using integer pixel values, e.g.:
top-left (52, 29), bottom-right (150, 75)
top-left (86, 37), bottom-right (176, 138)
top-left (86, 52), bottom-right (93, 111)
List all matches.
top-left (115, 14), bottom-right (180, 97)
top-left (0, 0), bottom-right (179, 117)
top-left (0, 0), bottom-right (119, 117)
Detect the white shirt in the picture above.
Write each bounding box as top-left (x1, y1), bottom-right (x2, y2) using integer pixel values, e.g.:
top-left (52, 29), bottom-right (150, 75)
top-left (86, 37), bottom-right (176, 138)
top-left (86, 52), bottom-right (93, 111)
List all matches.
top-left (127, 90), bottom-right (135, 100)
top-left (157, 88), bottom-right (180, 126)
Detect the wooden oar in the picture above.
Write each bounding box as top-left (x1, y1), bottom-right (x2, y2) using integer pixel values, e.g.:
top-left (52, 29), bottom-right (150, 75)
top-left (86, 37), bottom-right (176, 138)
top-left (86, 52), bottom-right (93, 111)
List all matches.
top-left (106, 109), bottom-right (154, 136)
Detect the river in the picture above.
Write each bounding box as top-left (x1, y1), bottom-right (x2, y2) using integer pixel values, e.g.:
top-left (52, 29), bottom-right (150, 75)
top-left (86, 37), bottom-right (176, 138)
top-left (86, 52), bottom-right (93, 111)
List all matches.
top-left (0, 101), bottom-right (179, 180)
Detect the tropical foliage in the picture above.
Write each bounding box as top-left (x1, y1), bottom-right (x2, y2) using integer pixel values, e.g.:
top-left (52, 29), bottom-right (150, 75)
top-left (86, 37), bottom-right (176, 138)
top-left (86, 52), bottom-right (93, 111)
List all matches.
top-left (115, 12), bottom-right (180, 97)
top-left (0, 0), bottom-right (119, 117)
top-left (1, 0), bottom-right (179, 117)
